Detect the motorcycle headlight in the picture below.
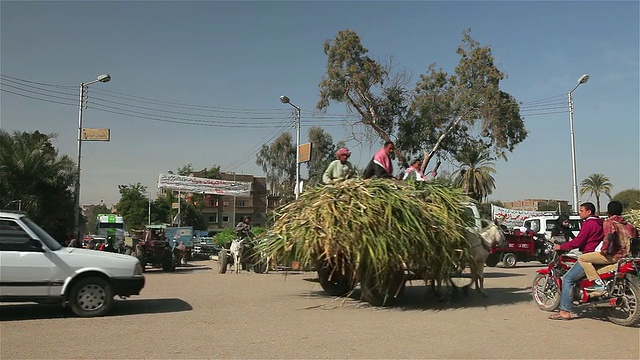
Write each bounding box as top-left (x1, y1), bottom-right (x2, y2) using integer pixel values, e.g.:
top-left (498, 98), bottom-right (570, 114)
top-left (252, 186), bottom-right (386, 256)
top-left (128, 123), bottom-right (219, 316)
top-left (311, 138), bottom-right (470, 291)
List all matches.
top-left (134, 262), bottom-right (144, 276)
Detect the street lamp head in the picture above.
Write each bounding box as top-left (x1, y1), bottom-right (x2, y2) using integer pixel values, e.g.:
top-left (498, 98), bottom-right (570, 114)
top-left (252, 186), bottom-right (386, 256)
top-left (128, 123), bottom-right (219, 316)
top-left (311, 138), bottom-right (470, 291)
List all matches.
top-left (97, 74), bottom-right (111, 83)
top-left (578, 74), bottom-right (589, 85)
top-left (279, 95), bottom-right (290, 104)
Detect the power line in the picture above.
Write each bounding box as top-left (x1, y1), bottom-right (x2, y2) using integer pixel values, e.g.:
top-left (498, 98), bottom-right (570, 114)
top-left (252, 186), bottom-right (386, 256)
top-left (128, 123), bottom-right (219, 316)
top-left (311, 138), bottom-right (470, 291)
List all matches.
top-left (89, 86), bottom-right (287, 112)
top-left (521, 93), bottom-right (566, 104)
top-left (0, 74), bottom-right (76, 89)
top-left (224, 118), bottom-right (294, 172)
top-left (0, 88), bottom-right (76, 107)
top-left (521, 110), bottom-right (568, 117)
top-left (0, 76), bottom-right (78, 97)
top-left (0, 82), bottom-right (77, 102)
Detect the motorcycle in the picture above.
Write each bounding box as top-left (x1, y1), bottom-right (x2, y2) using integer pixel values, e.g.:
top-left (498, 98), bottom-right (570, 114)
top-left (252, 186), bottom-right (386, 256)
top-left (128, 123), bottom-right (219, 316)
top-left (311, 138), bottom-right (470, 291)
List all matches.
top-left (531, 238), bottom-right (640, 327)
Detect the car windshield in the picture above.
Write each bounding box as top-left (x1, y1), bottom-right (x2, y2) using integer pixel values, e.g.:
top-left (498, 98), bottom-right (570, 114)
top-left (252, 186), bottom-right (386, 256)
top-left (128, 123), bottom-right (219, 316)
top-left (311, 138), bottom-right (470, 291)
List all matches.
top-left (21, 216), bottom-right (63, 251)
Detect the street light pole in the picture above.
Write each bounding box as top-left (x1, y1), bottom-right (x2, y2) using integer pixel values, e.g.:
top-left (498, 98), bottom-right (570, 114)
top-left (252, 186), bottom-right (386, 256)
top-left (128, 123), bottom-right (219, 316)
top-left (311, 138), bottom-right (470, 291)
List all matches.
top-left (148, 192), bottom-right (152, 226)
top-left (74, 74), bottom-right (111, 245)
top-left (567, 74), bottom-right (589, 213)
top-left (279, 95), bottom-right (301, 200)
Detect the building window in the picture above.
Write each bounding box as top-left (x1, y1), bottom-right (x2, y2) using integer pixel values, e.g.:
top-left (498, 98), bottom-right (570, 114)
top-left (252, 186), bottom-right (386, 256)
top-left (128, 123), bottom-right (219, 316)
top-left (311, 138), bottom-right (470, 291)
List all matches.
top-left (223, 201), bottom-right (229, 206)
top-left (222, 215), bottom-right (229, 223)
top-left (208, 214), bottom-right (218, 223)
top-left (237, 200), bottom-right (246, 207)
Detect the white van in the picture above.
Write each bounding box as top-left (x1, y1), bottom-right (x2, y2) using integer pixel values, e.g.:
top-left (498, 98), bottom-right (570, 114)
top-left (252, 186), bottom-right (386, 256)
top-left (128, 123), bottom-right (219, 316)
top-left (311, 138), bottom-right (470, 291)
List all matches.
top-left (522, 215), bottom-right (582, 239)
top-left (0, 210), bottom-right (145, 317)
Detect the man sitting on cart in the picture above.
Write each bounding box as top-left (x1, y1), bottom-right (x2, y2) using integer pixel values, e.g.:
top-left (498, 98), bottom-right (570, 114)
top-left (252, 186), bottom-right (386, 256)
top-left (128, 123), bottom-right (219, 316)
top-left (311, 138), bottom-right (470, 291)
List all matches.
top-left (235, 216), bottom-right (254, 240)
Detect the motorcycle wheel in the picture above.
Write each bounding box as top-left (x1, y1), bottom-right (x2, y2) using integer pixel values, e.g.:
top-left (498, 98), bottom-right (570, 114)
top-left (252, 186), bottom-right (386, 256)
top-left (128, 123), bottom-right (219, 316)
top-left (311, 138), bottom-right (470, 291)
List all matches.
top-left (606, 275), bottom-right (640, 327)
top-left (532, 273), bottom-right (560, 311)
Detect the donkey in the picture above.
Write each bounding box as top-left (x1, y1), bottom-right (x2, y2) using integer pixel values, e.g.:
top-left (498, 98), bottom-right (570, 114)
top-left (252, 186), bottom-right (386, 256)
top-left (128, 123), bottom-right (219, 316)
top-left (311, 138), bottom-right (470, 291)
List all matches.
top-left (464, 220), bottom-right (506, 296)
top-left (229, 239), bottom-right (245, 274)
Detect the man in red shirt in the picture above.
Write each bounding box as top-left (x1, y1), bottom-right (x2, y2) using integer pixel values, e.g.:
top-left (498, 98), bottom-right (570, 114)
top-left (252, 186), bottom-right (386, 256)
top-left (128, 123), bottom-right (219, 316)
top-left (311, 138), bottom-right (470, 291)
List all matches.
top-left (549, 202), bottom-right (604, 320)
top-left (579, 201), bottom-right (638, 292)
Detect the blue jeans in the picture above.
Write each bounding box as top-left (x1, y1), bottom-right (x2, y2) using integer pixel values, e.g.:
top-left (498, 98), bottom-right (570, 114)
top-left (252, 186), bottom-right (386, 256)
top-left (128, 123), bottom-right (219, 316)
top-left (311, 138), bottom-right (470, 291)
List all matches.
top-left (560, 261), bottom-right (585, 312)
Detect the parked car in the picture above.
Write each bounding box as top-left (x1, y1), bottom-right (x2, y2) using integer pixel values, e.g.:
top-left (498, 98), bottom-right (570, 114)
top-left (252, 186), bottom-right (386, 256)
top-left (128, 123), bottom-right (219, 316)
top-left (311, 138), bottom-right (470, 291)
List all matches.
top-left (0, 210), bottom-right (145, 317)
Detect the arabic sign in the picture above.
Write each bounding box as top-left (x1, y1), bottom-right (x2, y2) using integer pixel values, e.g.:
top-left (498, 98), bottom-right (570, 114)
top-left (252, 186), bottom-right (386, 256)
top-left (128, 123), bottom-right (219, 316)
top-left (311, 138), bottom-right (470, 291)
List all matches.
top-left (81, 128), bottom-right (110, 141)
top-left (298, 142), bottom-right (312, 163)
top-left (491, 204), bottom-right (547, 228)
top-left (158, 174), bottom-right (252, 196)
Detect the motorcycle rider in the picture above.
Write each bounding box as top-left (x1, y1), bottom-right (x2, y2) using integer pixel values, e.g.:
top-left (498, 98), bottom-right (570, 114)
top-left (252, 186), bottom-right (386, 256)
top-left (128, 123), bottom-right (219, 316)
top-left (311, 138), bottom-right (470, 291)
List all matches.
top-left (549, 202), bottom-right (604, 320)
top-left (578, 201), bottom-right (638, 292)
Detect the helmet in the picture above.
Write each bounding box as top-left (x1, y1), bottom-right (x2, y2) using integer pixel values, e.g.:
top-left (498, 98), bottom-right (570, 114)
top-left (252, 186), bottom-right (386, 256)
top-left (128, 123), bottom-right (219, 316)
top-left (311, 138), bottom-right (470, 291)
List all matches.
top-left (336, 147), bottom-right (351, 158)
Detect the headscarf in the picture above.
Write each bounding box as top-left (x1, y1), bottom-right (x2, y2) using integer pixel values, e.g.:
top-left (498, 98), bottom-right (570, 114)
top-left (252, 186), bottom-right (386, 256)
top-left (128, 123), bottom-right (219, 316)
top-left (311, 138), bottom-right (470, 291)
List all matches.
top-left (336, 148), bottom-right (351, 158)
top-left (373, 147), bottom-right (393, 174)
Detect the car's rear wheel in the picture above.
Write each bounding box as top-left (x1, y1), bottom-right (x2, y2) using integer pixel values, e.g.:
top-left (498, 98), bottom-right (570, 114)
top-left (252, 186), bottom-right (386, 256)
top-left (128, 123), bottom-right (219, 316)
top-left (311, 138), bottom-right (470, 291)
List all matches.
top-left (68, 277), bottom-right (114, 317)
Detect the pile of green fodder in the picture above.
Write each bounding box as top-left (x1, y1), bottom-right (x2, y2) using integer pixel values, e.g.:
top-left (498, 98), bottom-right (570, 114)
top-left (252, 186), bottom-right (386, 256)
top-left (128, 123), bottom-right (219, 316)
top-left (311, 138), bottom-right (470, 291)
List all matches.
top-left (260, 178), bottom-right (475, 287)
top-left (624, 209), bottom-right (640, 229)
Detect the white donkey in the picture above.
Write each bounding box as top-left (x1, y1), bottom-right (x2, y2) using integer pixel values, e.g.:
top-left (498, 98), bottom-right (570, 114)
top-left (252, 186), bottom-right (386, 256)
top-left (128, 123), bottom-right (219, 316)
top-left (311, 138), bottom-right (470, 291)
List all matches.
top-left (464, 220), bottom-right (506, 296)
top-left (229, 238), bottom-right (245, 274)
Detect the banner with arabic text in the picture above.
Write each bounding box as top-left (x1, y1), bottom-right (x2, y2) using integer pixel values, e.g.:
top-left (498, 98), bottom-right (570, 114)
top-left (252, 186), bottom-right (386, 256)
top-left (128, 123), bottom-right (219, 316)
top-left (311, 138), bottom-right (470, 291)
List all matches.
top-left (491, 204), bottom-right (547, 228)
top-left (158, 174), bottom-right (251, 196)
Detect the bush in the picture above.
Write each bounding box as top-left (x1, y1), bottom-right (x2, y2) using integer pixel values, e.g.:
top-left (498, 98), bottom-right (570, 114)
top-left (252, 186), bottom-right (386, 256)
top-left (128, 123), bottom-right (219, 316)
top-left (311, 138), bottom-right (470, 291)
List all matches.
top-left (213, 228), bottom-right (236, 248)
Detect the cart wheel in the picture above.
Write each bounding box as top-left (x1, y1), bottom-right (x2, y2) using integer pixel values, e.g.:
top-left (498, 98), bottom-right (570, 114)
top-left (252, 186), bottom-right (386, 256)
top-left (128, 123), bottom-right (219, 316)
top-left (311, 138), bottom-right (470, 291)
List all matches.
top-left (317, 262), bottom-right (355, 296)
top-left (502, 253), bottom-right (517, 268)
top-left (218, 250), bottom-right (228, 274)
top-left (360, 271), bottom-right (406, 306)
top-left (254, 259), bottom-right (268, 274)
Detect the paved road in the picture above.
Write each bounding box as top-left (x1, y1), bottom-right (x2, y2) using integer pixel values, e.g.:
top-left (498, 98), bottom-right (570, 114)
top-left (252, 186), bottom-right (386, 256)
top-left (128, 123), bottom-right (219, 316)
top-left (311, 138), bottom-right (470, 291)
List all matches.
top-left (1, 261), bottom-right (638, 359)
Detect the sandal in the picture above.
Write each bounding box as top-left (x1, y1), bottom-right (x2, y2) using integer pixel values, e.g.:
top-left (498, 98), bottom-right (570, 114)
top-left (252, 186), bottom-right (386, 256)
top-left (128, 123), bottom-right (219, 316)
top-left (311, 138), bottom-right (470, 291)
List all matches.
top-left (548, 312), bottom-right (571, 320)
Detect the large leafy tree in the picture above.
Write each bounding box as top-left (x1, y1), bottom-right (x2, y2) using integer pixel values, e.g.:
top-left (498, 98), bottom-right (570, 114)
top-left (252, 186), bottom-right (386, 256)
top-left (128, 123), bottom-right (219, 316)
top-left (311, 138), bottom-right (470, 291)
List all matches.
top-left (86, 203), bottom-right (110, 233)
top-left (452, 145), bottom-right (496, 202)
top-left (256, 132), bottom-right (296, 195)
top-left (317, 29), bottom-right (527, 169)
top-left (612, 189), bottom-right (640, 211)
top-left (116, 183), bottom-right (149, 229)
top-left (580, 173), bottom-right (613, 215)
top-left (0, 130), bottom-right (76, 240)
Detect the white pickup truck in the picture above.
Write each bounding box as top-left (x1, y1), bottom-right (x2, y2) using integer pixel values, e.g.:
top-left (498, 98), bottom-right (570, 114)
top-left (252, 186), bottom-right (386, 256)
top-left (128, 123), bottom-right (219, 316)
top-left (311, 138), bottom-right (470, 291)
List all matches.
top-left (0, 210), bottom-right (145, 317)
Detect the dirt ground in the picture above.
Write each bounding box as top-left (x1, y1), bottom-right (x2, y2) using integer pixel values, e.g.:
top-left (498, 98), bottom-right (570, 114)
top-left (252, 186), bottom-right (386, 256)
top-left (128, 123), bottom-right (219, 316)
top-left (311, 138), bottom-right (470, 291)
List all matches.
top-left (1, 261), bottom-right (638, 359)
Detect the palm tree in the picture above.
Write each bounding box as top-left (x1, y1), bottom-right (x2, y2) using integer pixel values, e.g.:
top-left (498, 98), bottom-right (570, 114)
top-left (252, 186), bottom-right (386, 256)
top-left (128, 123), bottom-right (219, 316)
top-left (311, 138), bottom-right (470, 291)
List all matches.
top-left (452, 146), bottom-right (496, 202)
top-left (0, 130), bottom-right (77, 237)
top-left (580, 173), bottom-right (613, 215)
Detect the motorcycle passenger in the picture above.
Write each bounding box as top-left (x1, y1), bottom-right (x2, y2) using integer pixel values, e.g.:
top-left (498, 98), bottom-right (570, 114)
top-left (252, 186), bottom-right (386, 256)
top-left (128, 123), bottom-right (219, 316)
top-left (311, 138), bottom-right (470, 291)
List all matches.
top-left (578, 201), bottom-right (638, 292)
top-left (549, 202), bottom-right (604, 320)
top-left (322, 147), bottom-right (356, 184)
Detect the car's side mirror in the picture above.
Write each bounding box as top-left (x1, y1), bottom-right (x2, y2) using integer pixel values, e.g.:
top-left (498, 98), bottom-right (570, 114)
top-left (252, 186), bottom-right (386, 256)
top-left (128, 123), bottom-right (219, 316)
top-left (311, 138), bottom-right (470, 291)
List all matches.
top-left (29, 239), bottom-right (44, 252)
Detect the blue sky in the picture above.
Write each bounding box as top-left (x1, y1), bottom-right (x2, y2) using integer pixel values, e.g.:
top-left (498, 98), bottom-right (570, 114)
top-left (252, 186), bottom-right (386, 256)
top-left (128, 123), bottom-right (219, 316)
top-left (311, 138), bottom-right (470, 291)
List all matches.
top-left (1, 1), bottom-right (638, 207)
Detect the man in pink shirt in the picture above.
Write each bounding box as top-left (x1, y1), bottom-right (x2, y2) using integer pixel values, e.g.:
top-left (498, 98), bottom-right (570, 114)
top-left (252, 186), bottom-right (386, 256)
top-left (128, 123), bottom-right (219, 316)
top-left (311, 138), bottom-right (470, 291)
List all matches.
top-left (549, 202), bottom-right (604, 320)
top-left (554, 203), bottom-right (604, 254)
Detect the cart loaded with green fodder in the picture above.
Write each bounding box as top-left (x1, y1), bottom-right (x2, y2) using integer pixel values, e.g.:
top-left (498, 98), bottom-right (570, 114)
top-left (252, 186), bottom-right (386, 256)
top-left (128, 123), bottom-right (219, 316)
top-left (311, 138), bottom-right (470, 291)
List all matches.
top-left (260, 178), bottom-right (487, 306)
